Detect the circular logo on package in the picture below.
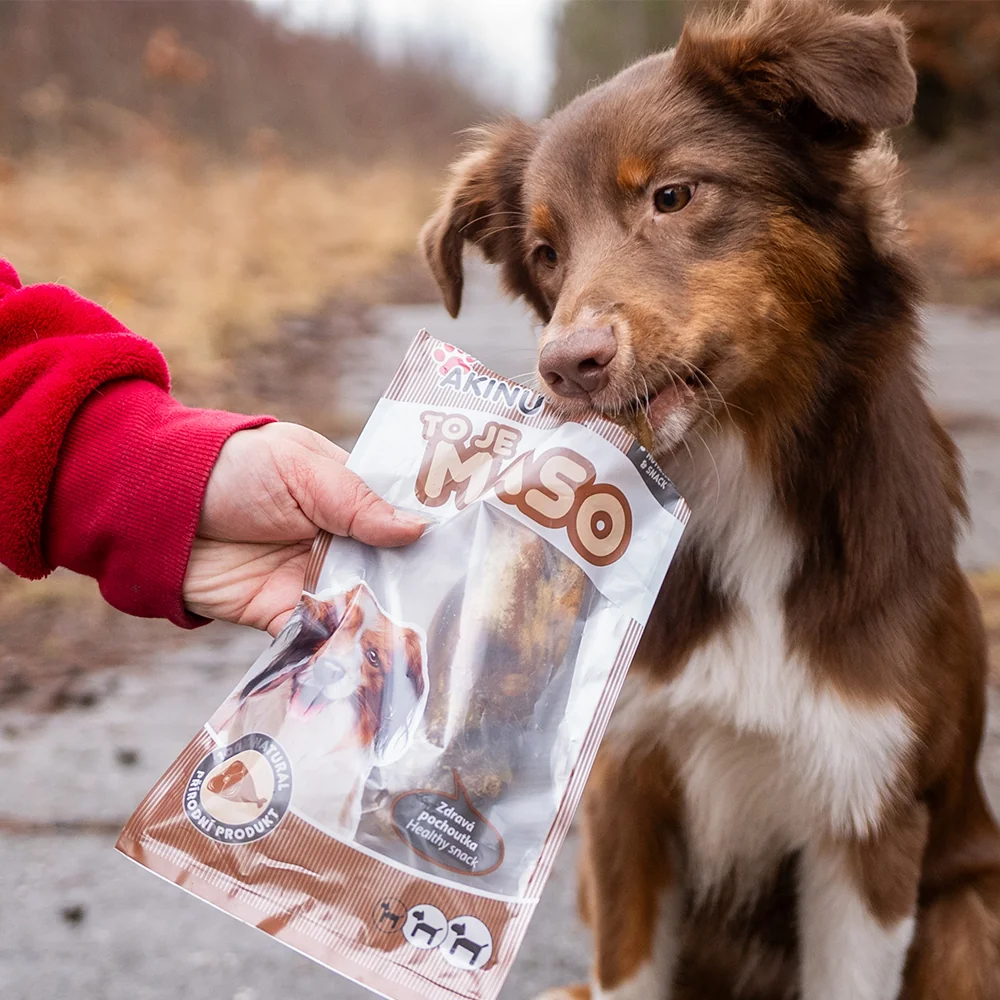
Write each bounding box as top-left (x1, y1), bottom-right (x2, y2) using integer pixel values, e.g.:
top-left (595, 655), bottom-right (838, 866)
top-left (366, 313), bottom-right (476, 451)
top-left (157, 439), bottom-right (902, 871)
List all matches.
top-left (184, 733), bottom-right (292, 844)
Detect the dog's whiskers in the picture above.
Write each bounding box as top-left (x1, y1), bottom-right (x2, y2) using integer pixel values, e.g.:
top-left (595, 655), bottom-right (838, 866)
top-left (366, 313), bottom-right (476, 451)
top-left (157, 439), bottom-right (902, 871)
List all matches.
top-left (692, 427), bottom-right (722, 506)
top-left (458, 209), bottom-right (526, 236)
top-left (661, 367), bottom-right (696, 466)
top-left (470, 223), bottom-right (524, 244)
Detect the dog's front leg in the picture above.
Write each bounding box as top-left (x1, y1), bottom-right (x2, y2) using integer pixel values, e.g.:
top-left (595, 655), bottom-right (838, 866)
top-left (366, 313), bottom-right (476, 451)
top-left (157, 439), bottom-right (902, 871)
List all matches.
top-left (799, 800), bottom-right (928, 1000)
top-left (538, 744), bottom-right (683, 1000)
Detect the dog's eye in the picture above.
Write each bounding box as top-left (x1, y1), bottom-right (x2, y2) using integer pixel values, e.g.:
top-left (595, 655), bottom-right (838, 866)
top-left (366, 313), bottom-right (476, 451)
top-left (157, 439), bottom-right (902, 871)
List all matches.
top-left (653, 184), bottom-right (693, 213)
top-left (535, 244), bottom-right (558, 268)
top-left (366, 649), bottom-right (380, 667)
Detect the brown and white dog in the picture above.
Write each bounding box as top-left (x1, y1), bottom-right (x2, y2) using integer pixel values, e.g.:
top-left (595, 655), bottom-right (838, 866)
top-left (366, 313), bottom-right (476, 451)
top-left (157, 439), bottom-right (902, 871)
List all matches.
top-left (420, 1), bottom-right (1000, 997)
top-left (220, 583), bottom-right (427, 839)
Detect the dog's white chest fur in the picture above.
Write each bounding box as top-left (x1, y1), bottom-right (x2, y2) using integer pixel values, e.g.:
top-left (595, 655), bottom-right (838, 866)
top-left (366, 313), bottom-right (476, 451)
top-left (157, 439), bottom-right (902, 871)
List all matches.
top-left (611, 432), bottom-right (912, 893)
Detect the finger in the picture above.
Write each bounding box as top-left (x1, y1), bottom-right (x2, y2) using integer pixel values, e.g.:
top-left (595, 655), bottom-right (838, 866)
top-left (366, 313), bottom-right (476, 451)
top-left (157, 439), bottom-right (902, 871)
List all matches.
top-left (299, 457), bottom-right (426, 547)
top-left (267, 609), bottom-right (295, 637)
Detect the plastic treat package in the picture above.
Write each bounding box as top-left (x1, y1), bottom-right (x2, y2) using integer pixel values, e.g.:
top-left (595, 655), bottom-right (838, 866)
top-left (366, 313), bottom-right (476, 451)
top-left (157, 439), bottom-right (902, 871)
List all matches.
top-left (117, 332), bottom-right (689, 1000)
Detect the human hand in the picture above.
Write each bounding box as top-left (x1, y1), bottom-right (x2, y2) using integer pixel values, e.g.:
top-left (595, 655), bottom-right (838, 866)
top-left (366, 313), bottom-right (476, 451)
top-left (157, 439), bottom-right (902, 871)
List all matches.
top-left (182, 422), bottom-right (424, 635)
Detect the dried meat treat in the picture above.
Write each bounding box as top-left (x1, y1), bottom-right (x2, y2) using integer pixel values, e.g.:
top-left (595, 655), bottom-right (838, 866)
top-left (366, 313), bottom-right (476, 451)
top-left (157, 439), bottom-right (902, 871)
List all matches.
top-left (118, 331), bottom-right (688, 1000)
top-left (423, 516), bottom-right (589, 754)
top-left (356, 512), bottom-right (591, 846)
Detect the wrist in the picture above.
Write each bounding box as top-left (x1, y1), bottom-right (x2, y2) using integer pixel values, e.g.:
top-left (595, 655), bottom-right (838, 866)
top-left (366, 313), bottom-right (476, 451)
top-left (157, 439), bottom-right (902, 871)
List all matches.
top-left (44, 378), bottom-right (276, 627)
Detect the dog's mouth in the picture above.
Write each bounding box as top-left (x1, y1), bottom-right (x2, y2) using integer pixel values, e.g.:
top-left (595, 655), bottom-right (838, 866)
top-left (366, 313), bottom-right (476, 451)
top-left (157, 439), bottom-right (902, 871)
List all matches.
top-left (536, 349), bottom-right (714, 454)
top-left (289, 660), bottom-right (351, 715)
top-left (602, 371), bottom-right (704, 451)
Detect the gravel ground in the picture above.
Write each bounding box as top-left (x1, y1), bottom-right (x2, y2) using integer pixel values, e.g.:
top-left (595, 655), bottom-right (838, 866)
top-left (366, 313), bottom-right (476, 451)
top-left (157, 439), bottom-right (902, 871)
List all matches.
top-left (2, 264), bottom-right (999, 1000)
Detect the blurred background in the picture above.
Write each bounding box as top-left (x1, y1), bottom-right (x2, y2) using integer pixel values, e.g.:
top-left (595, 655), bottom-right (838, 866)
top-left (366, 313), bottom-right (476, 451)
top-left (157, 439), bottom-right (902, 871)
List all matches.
top-left (1, 2), bottom-right (999, 998)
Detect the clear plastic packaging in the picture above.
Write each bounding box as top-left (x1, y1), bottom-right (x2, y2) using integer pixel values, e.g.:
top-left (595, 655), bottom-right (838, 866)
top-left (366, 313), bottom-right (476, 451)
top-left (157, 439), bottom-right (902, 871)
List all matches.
top-left (118, 332), bottom-right (688, 1000)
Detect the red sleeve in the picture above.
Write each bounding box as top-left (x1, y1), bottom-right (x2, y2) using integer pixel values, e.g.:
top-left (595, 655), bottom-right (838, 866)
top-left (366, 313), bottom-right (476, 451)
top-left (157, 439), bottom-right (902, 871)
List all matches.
top-left (0, 261), bottom-right (275, 627)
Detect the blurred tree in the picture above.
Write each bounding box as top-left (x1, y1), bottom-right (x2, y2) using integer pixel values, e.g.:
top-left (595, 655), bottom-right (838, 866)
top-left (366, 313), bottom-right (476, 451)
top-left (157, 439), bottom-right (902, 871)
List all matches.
top-left (848, 1), bottom-right (1000, 142)
top-left (0, 0), bottom-right (488, 163)
top-left (548, 0), bottom-right (1000, 147)
top-left (550, 0), bottom-right (686, 109)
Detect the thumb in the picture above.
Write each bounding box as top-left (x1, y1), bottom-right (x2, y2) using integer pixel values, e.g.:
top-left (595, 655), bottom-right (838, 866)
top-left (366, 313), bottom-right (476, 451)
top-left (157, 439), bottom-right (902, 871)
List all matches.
top-left (298, 455), bottom-right (426, 547)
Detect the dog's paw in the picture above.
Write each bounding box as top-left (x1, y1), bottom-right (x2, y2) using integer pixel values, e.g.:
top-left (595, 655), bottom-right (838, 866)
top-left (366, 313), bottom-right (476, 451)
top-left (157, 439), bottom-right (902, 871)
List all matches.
top-left (535, 987), bottom-right (590, 1000)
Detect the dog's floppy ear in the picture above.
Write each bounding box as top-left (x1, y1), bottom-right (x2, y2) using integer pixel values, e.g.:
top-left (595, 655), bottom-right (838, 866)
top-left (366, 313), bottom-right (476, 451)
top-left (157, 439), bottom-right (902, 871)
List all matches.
top-left (420, 118), bottom-right (543, 319)
top-left (675, 0), bottom-right (916, 138)
top-left (299, 593), bottom-right (342, 633)
top-left (373, 626), bottom-right (428, 766)
top-left (238, 593), bottom-right (341, 701)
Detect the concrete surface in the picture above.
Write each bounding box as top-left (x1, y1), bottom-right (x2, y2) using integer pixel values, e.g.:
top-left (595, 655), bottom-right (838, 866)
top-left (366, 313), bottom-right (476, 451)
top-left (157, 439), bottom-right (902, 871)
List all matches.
top-left (2, 263), bottom-right (1000, 1000)
top-left (923, 304), bottom-right (1000, 570)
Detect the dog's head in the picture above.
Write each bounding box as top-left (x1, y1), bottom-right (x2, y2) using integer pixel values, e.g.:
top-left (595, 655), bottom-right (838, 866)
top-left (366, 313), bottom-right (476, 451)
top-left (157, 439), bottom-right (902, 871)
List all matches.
top-left (298, 584), bottom-right (427, 761)
top-left (242, 583), bottom-right (428, 762)
top-left (421, 0), bottom-right (917, 459)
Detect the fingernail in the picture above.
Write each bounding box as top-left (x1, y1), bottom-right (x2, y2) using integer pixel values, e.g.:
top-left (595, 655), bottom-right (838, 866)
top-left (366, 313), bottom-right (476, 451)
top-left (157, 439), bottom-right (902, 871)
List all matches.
top-left (393, 510), bottom-right (427, 530)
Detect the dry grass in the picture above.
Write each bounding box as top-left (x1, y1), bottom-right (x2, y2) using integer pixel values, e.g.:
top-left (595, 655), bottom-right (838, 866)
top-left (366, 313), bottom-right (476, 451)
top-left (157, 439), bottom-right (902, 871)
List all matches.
top-left (0, 151), bottom-right (443, 647)
top-left (0, 154), bottom-right (439, 404)
top-left (909, 190), bottom-right (1000, 279)
top-left (975, 570), bottom-right (1000, 685)
top-left (903, 152), bottom-right (1000, 311)
top-left (0, 1), bottom-right (487, 163)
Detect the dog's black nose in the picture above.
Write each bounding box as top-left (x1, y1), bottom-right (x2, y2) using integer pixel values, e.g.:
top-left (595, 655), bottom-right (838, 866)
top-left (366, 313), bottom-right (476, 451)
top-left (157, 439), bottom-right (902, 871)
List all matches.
top-left (539, 325), bottom-right (617, 397)
top-left (313, 658), bottom-right (345, 687)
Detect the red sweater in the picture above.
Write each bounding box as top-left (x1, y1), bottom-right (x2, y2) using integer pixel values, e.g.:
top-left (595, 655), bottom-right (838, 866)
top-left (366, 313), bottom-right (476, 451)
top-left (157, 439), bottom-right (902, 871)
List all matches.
top-left (0, 261), bottom-right (274, 627)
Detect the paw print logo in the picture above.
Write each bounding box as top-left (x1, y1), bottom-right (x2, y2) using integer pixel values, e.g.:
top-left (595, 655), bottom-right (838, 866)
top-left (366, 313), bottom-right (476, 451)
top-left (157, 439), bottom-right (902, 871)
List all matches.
top-left (432, 343), bottom-right (477, 377)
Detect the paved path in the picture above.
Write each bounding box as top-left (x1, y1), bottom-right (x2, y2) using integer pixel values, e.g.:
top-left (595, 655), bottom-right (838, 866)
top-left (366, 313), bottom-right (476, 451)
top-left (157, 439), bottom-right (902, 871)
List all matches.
top-left (2, 264), bottom-right (999, 1000)
top-left (922, 305), bottom-right (1000, 570)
